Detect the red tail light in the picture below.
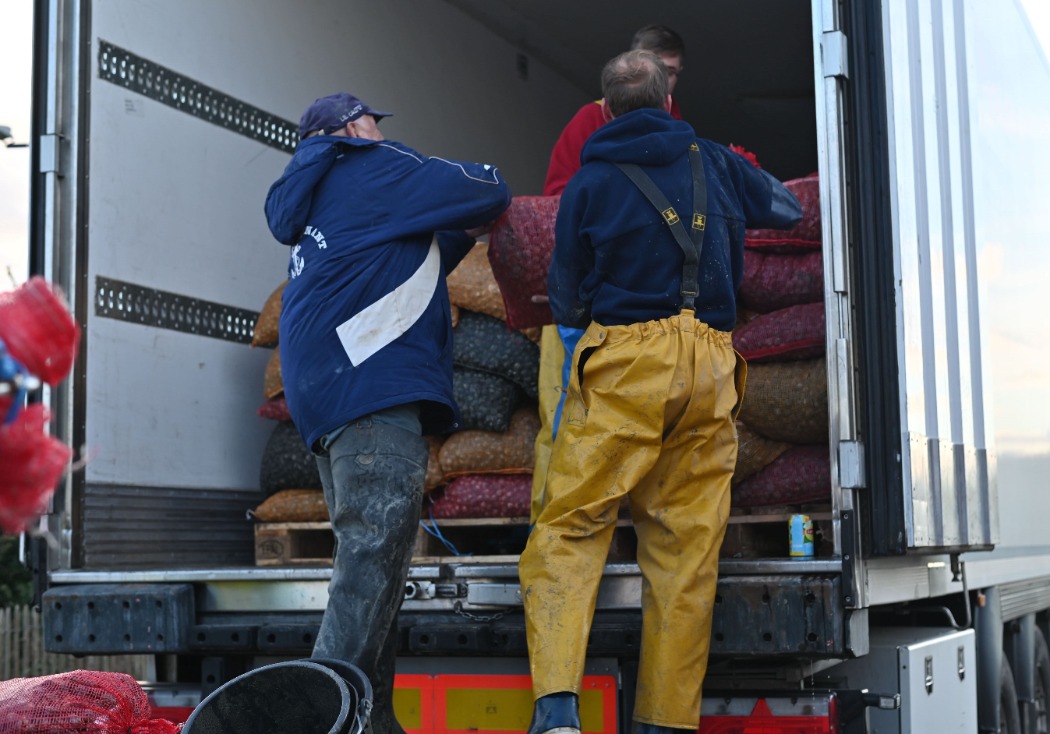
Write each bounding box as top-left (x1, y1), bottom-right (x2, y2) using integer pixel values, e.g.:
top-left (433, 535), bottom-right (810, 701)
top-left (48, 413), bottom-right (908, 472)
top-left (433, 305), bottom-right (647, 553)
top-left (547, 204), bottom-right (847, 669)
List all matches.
top-left (699, 695), bottom-right (838, 734)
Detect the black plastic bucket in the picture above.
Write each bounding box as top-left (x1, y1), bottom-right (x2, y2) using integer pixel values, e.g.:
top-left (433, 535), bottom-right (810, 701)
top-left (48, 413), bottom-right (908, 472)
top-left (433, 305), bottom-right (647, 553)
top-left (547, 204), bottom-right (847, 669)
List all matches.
top-left (183, 659), bottom-right (366, 734)
top-left (312, 658), bottom-right (375, 734)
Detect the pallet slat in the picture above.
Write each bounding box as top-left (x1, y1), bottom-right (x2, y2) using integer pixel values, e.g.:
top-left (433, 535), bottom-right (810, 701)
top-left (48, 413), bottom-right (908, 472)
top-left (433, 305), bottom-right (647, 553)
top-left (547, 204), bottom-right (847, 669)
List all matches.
top-left (254, 504), bottom-right (834, 566)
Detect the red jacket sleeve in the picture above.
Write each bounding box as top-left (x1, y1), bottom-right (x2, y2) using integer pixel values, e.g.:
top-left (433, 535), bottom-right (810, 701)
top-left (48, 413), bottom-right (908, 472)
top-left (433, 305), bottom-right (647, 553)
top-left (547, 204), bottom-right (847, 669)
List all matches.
top-left (542, 99), bottom-right (684, 196)
top-left (669, 98), bottom-right (683, 120)
top-left (542, 102), bottom-right (605, 196)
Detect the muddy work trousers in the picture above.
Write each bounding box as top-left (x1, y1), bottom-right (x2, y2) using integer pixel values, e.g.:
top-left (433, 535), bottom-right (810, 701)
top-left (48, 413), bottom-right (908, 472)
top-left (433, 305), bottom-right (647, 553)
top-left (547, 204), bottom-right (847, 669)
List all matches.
top-left (313, 416), bottom-right (428, 734)
top-left (519, 312), bottom-right (744, 729)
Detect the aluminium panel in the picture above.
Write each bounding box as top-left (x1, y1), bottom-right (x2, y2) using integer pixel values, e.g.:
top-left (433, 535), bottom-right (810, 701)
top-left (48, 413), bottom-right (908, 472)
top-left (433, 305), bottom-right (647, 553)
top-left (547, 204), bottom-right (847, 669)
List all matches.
top-left (832, 627), bottom-right (976, 733)
top-left (880, 0), bottom-right (995, 551)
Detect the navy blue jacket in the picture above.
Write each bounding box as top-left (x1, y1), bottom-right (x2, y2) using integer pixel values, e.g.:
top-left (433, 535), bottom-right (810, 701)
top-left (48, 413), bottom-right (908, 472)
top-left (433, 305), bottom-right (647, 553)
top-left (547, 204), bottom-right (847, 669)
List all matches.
top-left (549, 108), bottom-right (802, 331)
top-left (264, 135), bottom-right (511, 447)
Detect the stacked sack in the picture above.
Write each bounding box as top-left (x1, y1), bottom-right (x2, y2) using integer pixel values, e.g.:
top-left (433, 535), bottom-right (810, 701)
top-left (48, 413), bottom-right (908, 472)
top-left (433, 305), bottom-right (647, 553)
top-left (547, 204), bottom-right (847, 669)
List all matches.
top-left (731, 174), bottom-right (832, 508)
top-left (248, 252), bottom-right (543, 527)
top-left (425, 244), bottom-right (541, 519)
top-left (250, 281), bottom-right (331, 525)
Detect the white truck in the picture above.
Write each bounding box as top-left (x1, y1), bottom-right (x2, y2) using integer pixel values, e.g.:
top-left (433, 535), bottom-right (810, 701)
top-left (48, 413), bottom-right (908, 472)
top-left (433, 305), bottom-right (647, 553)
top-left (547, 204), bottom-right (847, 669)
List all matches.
top-left (25, 0), bottom-right (1050, 731)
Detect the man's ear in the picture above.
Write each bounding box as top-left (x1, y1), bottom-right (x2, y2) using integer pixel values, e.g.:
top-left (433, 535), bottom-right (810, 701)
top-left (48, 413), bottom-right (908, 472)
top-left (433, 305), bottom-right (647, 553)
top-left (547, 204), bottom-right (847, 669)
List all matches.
top-left (342, 121), bottom-right (359, 139)
top-left (600, 98), bottom-right (614, 122)
top-left (663, 94), bottom-right (673, 114)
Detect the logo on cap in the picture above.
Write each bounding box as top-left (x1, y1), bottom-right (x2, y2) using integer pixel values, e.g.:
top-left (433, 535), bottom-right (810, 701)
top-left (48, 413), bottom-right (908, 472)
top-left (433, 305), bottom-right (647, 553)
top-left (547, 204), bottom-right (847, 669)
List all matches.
top-left (340, 104), bottom-right (365, 124)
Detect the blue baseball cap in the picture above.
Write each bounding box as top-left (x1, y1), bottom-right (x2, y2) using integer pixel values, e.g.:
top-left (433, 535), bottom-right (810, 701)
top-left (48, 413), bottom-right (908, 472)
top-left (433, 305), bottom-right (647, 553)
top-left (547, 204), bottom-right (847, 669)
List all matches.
top-left (297, 93), bottom-right (393, 139)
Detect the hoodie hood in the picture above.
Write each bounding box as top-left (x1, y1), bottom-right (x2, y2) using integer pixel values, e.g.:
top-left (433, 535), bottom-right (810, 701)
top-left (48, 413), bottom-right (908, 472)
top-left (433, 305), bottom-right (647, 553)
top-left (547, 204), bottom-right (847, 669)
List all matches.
top-left (263, 135), bottom-right (378, 245)
top-left (580, 107), bottom-right (696, 168)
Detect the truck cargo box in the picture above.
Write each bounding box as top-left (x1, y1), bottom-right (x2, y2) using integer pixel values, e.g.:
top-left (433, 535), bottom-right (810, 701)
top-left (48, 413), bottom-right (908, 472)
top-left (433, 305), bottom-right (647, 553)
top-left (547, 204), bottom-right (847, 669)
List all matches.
top-left (27, 0), bottom-right (1050, 727)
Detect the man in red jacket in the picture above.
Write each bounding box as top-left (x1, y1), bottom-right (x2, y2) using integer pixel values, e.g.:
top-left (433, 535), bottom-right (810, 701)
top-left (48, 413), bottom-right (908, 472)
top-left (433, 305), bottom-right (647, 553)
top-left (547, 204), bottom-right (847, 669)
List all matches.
top-left (542, 25), bottom-right (686, 196)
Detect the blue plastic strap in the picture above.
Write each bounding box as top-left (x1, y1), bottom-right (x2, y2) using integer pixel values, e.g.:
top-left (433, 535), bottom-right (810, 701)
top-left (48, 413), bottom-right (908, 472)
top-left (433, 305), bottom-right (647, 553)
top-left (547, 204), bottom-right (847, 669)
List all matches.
top-left (419, 507), bottom-right (467, 556)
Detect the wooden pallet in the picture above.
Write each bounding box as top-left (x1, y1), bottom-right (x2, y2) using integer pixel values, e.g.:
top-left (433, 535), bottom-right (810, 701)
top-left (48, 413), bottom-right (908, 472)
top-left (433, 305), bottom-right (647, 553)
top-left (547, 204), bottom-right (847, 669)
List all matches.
top-left (254, 505), bottom-right (833, 566)
top-left (253, 517), bottom-right (535, 566)
top-left (254, 522), bottom-right (335, 566)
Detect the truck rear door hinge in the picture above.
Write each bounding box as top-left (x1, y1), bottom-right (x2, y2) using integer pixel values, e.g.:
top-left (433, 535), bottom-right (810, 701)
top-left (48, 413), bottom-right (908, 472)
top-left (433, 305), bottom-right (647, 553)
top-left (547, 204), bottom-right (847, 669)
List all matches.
top-left (822, 30), bottom-right (849, 79)
top-left (38, 133), bottom-right (63, 176)
top-left (839, 440), bottom-right (865, 489)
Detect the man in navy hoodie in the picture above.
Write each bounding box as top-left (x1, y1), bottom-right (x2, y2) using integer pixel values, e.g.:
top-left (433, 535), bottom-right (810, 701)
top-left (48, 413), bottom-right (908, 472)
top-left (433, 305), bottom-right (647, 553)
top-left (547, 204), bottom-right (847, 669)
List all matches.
top-left (518, 52), bottom-right (802, 734)
top-left (264, 92), bottom-right (511, 734)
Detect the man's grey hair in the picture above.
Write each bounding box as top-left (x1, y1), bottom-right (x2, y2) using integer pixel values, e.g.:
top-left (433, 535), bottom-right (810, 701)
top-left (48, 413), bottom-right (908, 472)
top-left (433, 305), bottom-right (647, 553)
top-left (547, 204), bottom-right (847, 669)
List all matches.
top-left (601, 49), bottom-right (669, 118)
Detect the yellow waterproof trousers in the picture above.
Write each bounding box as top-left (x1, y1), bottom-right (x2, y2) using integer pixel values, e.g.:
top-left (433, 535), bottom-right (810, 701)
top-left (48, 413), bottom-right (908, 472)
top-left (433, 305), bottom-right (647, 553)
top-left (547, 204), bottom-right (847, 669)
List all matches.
top-left (530, 324), bottom-right (565, 524)
top-left (519, 311), bottom-right (745, 729)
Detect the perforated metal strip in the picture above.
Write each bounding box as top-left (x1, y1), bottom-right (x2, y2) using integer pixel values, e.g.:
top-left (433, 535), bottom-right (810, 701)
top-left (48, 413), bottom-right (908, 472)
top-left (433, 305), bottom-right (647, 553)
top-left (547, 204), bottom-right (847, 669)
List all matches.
top-left (95, 276), bottom-right (258, 344)
top-left (97, 40), bottom-right (297, 153)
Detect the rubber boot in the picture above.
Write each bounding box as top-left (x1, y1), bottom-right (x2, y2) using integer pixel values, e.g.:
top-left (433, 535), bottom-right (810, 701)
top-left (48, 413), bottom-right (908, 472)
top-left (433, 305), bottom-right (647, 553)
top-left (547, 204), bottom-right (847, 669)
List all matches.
top-left (632, 723), bottom-right (695, 734)
top-left (527, 692), bottom-right (581, 734)
top-left (311, 421), bottom-right (428, 734)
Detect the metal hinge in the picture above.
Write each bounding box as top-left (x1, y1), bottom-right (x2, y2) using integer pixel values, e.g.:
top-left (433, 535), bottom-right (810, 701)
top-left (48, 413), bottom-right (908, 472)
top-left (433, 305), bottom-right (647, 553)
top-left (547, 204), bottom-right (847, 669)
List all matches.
top-left (822, 30), bottom-right (849, 79)
top-left (38, 134), bottom-right (63, 176)
top-left (839, 440), bottom-right (866, 489)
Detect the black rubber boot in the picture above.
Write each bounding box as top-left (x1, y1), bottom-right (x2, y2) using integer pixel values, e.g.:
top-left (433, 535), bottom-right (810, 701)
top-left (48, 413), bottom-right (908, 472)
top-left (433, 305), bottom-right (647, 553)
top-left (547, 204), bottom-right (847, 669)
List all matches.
top-left (310, 422), bottom-right (429, 734)
top-left (526, 692), bottom-right (581, 734)
top-left (632, 723), bottom-right (695, 734)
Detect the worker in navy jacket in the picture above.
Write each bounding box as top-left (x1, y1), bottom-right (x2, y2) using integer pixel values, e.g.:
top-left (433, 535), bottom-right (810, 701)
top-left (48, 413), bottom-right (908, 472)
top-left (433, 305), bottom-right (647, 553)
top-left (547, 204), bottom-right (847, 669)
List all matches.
top-left (264, 92), bottom-right (511, 734)
top-left (518, 52), bottom-right (801, 734)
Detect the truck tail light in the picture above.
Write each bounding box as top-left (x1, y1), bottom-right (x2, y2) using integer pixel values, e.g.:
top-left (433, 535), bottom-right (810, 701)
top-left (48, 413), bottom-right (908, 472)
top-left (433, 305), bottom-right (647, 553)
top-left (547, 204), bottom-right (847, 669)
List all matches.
top-left (699, 696), bottom-right (838, 734)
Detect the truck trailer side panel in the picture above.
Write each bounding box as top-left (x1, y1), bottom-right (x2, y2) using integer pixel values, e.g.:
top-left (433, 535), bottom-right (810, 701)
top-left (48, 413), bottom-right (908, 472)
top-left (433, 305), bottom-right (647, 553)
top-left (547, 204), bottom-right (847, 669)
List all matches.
top-left (48, 0), bottom-right (586, 568)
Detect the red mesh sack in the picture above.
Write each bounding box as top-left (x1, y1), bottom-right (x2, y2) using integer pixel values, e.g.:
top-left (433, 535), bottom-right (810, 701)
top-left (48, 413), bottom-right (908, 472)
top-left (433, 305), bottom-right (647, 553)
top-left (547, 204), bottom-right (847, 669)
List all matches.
top-left (731, 444), bottom-right (831, 508)
top-left (739, 249), bottom-right (824, 313)
top-left (257, 396), bottom-right (291, 422)
top-left (745, 175), bottom-right (822, 252)
top-left (728, 144), bottom-right (761, 168)
top-left (734, 302), bottom-right (825, 363)
top-left (0, 404), bottom-right (72, 534)
top-left (426, 473), bottom-right (532, 519)
top-left (0, 276), bottom-right (80, 385)
top-left (0, 670), bottom-right (181, 733)
top-left (487, 196), bottom-right (559, 330)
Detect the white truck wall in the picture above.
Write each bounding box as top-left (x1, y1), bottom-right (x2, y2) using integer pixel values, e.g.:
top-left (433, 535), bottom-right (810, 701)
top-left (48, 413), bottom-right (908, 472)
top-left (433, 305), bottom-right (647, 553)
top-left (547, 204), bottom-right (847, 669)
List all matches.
top-left (84, 0), bottom-right (586, 491)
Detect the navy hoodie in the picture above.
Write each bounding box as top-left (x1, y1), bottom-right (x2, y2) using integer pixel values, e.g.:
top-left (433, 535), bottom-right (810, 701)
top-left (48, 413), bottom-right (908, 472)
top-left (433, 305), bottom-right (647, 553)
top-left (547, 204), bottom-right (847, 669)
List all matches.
top-left (264, 135), bottom-right (511, 448)
top-left (549, 108), bottom-right (802, 331)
